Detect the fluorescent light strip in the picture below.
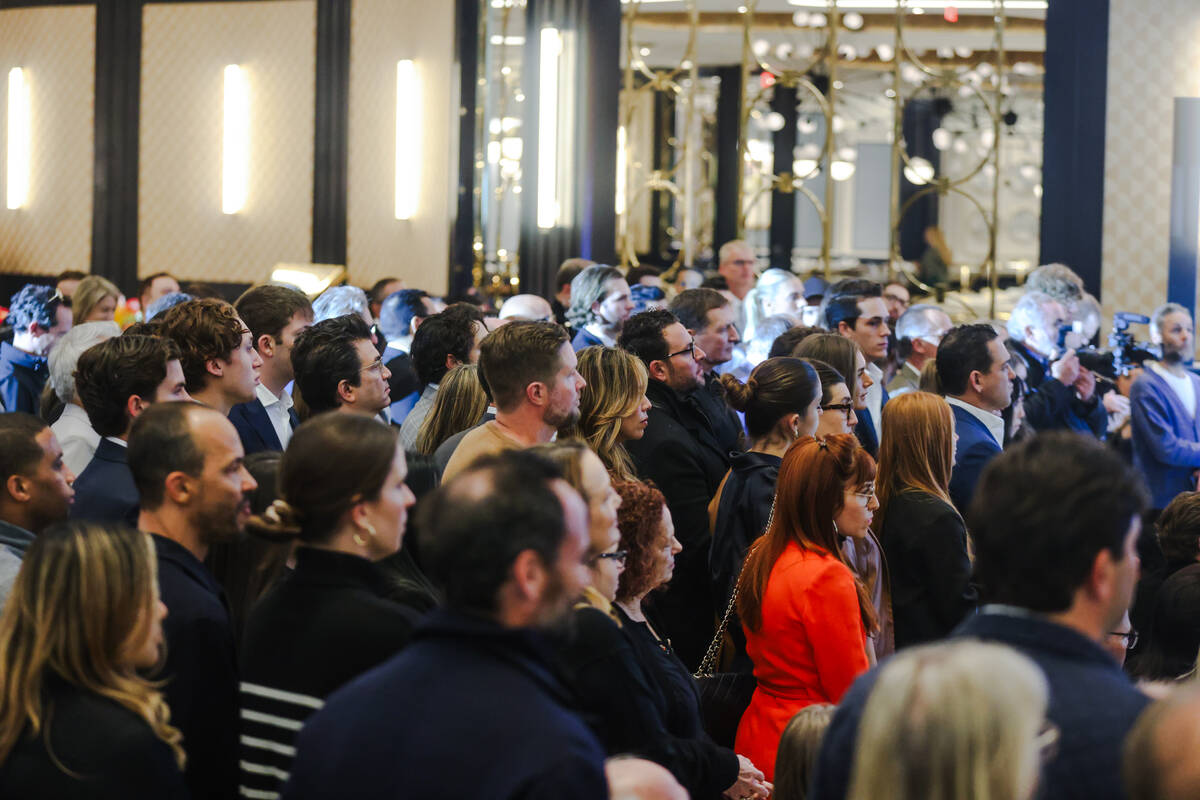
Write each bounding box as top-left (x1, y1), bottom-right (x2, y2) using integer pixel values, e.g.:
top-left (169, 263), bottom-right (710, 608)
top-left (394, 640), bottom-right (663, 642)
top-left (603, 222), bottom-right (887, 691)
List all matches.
top-left (6, 67), bottom-right (30, 210)
top-left (788, 0), bottom-right (1047, 8)
top-left (489, 35), bottom-right (526, 46)
top-left (537, 27), bottom-right (561, 230)
top-left (222, 65), bottom-right (250, 214)
top-left (394, 60), bottom-right (420, 220)
top-left (615, 125), bottom-right (627, 215)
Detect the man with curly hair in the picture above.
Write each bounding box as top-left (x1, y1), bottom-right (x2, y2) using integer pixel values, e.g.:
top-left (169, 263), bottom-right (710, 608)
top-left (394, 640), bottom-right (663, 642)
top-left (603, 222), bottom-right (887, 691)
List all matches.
top-left (0, 284), bottom-right (72, 414)
top-left (158, 299), bottom-right (262, 415)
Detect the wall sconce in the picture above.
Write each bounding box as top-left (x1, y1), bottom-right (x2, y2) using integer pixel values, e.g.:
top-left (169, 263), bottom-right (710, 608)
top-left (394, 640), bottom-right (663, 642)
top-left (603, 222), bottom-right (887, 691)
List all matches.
top-left (537, 27), bottom-right (574, 230)
top-left (6, 67), bottom-right (30, 210)
top-left (222, 64), bottom-right (249, 214)
top-left (395, 59), bottom-right (419, 220)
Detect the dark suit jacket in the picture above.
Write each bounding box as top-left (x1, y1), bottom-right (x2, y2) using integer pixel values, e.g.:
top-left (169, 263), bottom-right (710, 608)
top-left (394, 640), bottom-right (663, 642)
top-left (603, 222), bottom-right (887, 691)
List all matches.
top-left (69, 438), bottom-right (138, 527)
top-left (153, 534), bottom-right (239, 800)
top-left (0, 674), bottom-right (189, 799)
top-left (281, 609), bottom-right (608, 800)
top-left (811, 611), bottom-right (1152, 800)
top-left (384, 347), bottom-right (422, 424)
top-left (0, 341), bottom-right (47, 415)
top-left (626, 380), bottom-right (732, 670)
top-left (879, 490), bottom-right (976, 648)
top-left (948, 403), bottom-right (1003, 513)
top-left (229, 395), bottom-right (299, 454)
top-left (697, 372), bottom-right (746, 454)
top-left (853, 384), bottom-right (889, 458)
top-left (1009, 339), bottom-right (1107, 437)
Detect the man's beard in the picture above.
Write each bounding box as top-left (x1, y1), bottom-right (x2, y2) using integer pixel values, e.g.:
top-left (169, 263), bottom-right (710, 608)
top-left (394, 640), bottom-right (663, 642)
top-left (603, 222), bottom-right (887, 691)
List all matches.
top-left (544, 406), bottom-right (580, 430)
top-left (194, 497), bottom-right (247, 547)
top-left (1163, 348), bottom-right (1185, 365)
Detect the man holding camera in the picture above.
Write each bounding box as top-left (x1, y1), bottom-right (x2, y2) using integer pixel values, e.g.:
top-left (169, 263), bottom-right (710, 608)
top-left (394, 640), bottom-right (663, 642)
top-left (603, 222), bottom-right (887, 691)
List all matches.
top-left (1006, 290), bottom-right (1107, 438)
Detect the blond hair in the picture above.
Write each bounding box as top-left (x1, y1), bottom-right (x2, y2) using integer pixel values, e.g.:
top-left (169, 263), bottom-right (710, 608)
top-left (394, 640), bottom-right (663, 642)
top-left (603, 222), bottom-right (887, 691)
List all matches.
top-left (775, 704), bottom-right (836, 800)
top-left (414, 364), bottom-right (487, 455)
top-left (875, 392), bottom-right (957, 536)
top-left (71, 275), bottom-right (121, 325)
top-left (0, 523), bottom-right (185, 769)
top-left (847, 640), bottom-right (1047, 800)
top-left (562, 346), bottom-right (648, 482)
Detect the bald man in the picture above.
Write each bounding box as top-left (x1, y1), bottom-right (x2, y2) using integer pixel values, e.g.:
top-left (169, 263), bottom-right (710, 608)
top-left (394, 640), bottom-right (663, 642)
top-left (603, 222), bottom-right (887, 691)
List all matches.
top-left (1125, 685), bottom-right (1200, 800)
top-left (499, 294), bottom-right (555, 323)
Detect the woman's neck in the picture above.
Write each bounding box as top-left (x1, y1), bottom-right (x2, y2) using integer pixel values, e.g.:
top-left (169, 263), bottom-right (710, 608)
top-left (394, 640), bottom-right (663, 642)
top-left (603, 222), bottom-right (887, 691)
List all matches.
top-left (750, 435), bottom-right (792, 459)
top-left (615, 597), bottom-right (647, 622)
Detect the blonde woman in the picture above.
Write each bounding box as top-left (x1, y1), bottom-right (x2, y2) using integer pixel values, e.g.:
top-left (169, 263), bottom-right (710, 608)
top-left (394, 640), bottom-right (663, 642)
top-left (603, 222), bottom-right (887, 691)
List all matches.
top-left (562, 346), bottom-right (651, 482)
top-left (875, 392), bottom-right (976, 649)
top-left (71, 275), bottom-right (121, 324)
top-left (847, 640), bottom-right (1051, 800)
top-left (414, 364), bottom-right (488, 455)
top-left (0, 522), bottom-right (186, 797)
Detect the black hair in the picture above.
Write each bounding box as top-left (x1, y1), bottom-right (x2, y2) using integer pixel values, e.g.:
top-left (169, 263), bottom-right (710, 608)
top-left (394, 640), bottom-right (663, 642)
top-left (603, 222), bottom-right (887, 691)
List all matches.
top-left (235, 285), bottom-right (313, 347)
top-left (7, 284), bottom-right (62, 333)
top-left (378, 289), bottom-right (431, 342)
top-left (822, 279), bottom-right (882, 331)
top-left (128, 402), bottom-right (207, 510)
top-left (0, 412), bottom-right (48, 486)
top-left (720, 358), bottom-right (820, 439)
top-left (417, 449), bottom-right (566, 615)
top-left (770, 325), bottom-right (825, 359)
top-left (410, 310), bottom-right (479, 387)
top-left (968, 432), bottom-right (1147, 612)
top-left (1127, 564), bottom-right (1200, 681)
top-left (291, 315), bottom-right (374, 414)
top-left (935, 324), bottom-right (999, 396)
top-left (75, 336), bottom-right (181, 437)
top-left (617, 309), bottom-right (678, 367)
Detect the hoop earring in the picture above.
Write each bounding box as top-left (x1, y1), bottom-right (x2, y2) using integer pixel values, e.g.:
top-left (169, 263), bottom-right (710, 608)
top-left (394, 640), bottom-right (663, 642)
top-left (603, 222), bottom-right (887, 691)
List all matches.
top-left (353, 522), bottom-right (378, 548)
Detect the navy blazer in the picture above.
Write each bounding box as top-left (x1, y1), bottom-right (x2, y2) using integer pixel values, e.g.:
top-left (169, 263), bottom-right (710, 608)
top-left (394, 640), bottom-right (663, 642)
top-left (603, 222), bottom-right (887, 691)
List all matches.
top-left (853, 384), bottom-right (889, 458)
top-left (947, 403), bottom-right (1002, 514)
top-left (1129, 366), bottom-right (1200, 509)
top-left (229, 397), bottom-right (299, 454)
top-left (281, 609), bottom-right (608, 800)
top-left (810, 611), bottom-right (1152, 800)
top-left (69, 438), bottom-right (138, 527)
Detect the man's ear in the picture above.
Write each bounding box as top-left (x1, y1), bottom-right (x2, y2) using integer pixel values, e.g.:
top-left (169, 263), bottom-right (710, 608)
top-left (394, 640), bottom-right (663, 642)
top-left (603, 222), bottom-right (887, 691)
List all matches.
top-left (510, 549), bottom-right (548, 604)
top-left (25, 321), bottom-right (46, 337)
top-left (126, 394), bottom-right (150, 422)
top-left (336, 378), bottom-right (356, 406)
top-left (256, 334), bottom-right (276, 360)
top-left (6, 474), bottom-right (31, 504)
top-left (445, 353), bottom-right (461, 372)
top-left (526, 381), bottom-right (548, 408)
top-left (647, 359), bottom-right (669, 383)
top-left (836, 320), bottom-right (854, 337)
top-left (967, 369), bottom-right (984, 394)
top-left (163, 470), bottom-right (193, 505)
top-left (206, 358), bottom-right (224, 379)
top-left (1085, 547), bottom-right (1116, 605)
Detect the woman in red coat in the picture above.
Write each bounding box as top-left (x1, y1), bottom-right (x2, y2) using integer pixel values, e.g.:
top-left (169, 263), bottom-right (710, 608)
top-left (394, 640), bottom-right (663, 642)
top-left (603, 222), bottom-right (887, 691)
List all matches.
top-left (734, 433), bottom-right (878, 781)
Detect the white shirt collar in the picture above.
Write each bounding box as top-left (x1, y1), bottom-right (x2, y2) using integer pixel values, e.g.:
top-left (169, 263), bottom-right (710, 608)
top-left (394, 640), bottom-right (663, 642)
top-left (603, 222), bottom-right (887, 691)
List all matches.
top-left (104, 436), bottom-right (128, 448)
top-left (945, 396), bottom-right (1005, 447)
top-left (256, 382), bottom-right (293, 412)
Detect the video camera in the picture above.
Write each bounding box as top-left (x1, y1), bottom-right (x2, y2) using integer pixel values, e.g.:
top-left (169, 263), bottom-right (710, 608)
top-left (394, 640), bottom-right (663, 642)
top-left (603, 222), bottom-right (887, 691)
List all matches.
top-left (1056, 311), bottom-right (1158, 380)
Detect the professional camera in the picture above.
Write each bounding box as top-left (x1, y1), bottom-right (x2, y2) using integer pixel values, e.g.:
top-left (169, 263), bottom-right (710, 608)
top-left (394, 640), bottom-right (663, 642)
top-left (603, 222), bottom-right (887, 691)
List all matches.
top-left (1057, 311), bottom-right (1158, 379)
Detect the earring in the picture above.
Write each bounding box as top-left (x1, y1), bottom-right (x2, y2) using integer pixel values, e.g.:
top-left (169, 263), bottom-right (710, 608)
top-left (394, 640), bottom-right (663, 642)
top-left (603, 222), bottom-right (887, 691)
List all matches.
top-left (832, 519), bottom-right (840, 536)
top-left (353, 522), bottom-right (378, 548)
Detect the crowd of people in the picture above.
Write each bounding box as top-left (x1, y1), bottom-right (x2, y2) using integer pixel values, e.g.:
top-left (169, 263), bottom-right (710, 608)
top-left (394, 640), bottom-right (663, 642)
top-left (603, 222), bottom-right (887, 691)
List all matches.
top-left (0, 249), bottom-right (1199, 799)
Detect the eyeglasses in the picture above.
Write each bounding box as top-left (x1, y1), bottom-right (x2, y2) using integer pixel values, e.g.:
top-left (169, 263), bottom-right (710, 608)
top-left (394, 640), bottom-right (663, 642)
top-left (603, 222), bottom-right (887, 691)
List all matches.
top-left (1109, 629), bottom-right (1138, 650)
top-left (49, 288), bottom-right (71, 309)
top-left (665, 340), bottom-right (698, 360)
top-left (849, 485), bottom-right (876, 503)
top-left (883, 292), bottom-right (910, 308)
top-left (591, 549), bottom-right (627, 566)
top-left (821, 401), bottom-right (855, 421)
top-left (360, 357), bottom-right (384, 374)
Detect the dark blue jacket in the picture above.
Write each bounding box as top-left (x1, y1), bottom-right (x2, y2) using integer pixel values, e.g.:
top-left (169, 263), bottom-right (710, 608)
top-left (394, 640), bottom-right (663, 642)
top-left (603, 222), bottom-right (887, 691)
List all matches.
top-left (1010, 339), bottom-right (1108, 438)
top-left (853, 384), bottom-right (889, 459)
top-left (571, 327), bottom-right (606, 352)
top-left (281, 608), bottom-right (608, 800)
top-left (1129, 366), bottom-right (1200, 509)
top-left (70, 438), bottom-right (138, 527)
top-left (810, 610), bottom-right (1152, 800)
top-left (0, 341), bottom-right (48, 414)
top-left (948, 403), bottom-right (1003, 513)
top-left (228, 396), bottom-right (299, 454)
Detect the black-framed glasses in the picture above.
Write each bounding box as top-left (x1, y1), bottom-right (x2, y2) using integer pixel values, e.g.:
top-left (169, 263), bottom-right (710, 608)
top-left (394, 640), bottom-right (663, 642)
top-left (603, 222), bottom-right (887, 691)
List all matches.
top-left (665, 340), bottom-right (697, 360)
top-left (1109, 629), bottom-right (1138, 650)
top-left (591, 549), bottom-right (627, 566)
top-left (821, 401), bottom-right (854, 421)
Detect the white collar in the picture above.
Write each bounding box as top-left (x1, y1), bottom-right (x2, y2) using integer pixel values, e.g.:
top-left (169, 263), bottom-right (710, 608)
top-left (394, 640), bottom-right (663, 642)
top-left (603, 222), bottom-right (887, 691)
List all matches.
top-left (945, 395), bottom-right (1005, 447)
top-left (256, 382), bottom-right (293, 411)
top-left (104, 436), bottom-right (128, 448)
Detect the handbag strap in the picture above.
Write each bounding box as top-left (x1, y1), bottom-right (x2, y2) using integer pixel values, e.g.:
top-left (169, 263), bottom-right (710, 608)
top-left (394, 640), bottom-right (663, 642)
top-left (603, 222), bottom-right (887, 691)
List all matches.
top-left (694, 497), bottom-right (776, 679)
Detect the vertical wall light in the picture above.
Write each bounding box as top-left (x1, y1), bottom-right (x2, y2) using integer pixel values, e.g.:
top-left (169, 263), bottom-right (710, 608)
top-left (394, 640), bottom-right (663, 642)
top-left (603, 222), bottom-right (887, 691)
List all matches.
top-left (615, 125), bottom-right (627, 215)
top-left (394, 59), bottom-right (420, 220)
top-left (6, 67), bottom-right (31, 210)
top-left (536, 28), bottom-right (561, 230)
top-left (222, 64), bottom-right (249, 214)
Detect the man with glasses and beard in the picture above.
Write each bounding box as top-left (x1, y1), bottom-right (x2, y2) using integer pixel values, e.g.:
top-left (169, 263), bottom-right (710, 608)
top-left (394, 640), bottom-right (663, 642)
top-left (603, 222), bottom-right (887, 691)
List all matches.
top-left (619, 309), bottom-right (732, 671)
top-left (442, 321), bottom-right (586, 482)
top-left (129, 402), bottom-right (258, 799)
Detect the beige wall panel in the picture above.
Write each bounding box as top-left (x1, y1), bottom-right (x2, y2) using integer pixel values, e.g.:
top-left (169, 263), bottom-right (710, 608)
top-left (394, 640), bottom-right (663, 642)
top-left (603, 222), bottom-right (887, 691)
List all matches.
top-left (0, 6), bottom-right (94, 277)
top-left (140, 1), bottom-right (315, 284)
top-left (1102, 0), bottom-right (1200, 330)
top-left (348, 0), bottom-right (455, 293)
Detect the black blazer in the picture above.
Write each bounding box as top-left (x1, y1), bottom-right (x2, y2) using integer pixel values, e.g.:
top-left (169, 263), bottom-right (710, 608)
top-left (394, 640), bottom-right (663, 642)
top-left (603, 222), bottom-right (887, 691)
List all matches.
top-left (878, 490), bottom-right (977, 648)
top-left (229, 396), bottom-right (299, 454)
top-left (69, 438), bottom-right (138, 526)
top-left (853, 384), bottom-right (889, 459)
top-left (0, 675), bottom-right (188, 799)
top-left (625, 379), bottom-right (732, 670)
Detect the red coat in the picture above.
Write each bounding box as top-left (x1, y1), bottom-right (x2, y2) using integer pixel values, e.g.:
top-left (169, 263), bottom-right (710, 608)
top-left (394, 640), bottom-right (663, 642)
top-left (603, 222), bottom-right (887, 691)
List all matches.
top-left (734, 542), bottom-right (869, 780)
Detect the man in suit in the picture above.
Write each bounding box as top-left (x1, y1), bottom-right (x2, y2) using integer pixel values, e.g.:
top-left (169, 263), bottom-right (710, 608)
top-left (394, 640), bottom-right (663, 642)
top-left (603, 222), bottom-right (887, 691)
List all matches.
top-left (0, 284), bottom-right (72, 415)
top-left (620, 309), bottom-right (731, 670)
top-left (129, 401), bottom-right (257, 800)
top-left (283, 450), bottom-right (606, 800)
top-left (812, 432), bottom-right (1151, 800)
top-left (377, 289), bottom-right (443, 423)
top-left (669, 288), bottom-right (745, 454)
top-left (887, 304), bottom-right (951, 397)
top-left (398, 305), bottom-right (487, 451)
top-left (158, 298), bottom-right (262, 416)
top-left (937, 323), bottom-right (1014, 513)
top-left (71, 335), bottom-right (192, 526)
top-left (228, 285), bottom-right (312, 453)
top-left (292, 315), bottom-right (393, 419)
top-left (824, 279), bottom-right (891, 457)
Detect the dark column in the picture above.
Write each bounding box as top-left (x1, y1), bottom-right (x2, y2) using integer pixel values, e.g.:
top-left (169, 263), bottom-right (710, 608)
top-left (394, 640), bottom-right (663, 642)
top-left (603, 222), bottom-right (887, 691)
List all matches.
top-left (647, 89), bottom-right (675, 263)
top-left (898, 98), bottom-right (942, 261)
top-left (576, 0), bottom-right (619, 267)
top-left (312, 0), bottom-right (350, 266)
top-left (1039, 0), bottom-right (1108, 298)
top-left (91, 0), bottom-right (143, 295)
top-left (1167, 98), bottom-right (1200, 318)
top-left (768, 85), bottom-right (798, 270)
top-left (449, 0), bottom-right (481, 300)
top-left (713, 65), bottom-right (742, 250)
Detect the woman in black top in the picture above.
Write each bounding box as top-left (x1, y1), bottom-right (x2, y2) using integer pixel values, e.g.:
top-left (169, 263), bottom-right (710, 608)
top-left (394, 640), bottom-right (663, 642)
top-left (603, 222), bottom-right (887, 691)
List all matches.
top-left (874, 392), bottom-right (976, 649)
top-left (239, 413), bottom-right (421, 797)
top-left (0, 522), bottom-right (187, 799)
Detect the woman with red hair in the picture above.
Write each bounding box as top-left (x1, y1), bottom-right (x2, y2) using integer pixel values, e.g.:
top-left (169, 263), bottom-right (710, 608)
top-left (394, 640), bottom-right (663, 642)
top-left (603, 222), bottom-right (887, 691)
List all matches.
top-left (734, 433), bottom-right (878, 781)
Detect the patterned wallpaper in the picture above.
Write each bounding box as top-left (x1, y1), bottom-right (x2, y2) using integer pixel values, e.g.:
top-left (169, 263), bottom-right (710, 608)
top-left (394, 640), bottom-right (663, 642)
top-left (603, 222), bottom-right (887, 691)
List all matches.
top-left (0, 6), bottom-right (94, 278)
top-left (346, 0), bottom-right (455, 293)
top-left (1102, 0), bottom-right (1200, 324)
top-left (139, 1), bottom-right (316, 284)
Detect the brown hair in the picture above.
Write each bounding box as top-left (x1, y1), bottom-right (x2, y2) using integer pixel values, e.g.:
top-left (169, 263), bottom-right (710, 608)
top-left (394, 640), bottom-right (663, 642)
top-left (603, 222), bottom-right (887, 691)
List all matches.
top-left (774, 704), bottom-right (836, 800)
top-left (478, 321), bottom-right (569, 413)
top-left (613, 481), bottom-right (668, 601)
top-left (564, 346), bottom-right (648, 482)
top-left (1157, 492), bottom-right (1200, 563)
top-left (874, 392), bottom-right (957, 538)
top-left (157, 299), bottom-right (245, 393)
top-left (737, 434), bottom-right (878, 633)
top-left (795, 334), bottom-right (862, 399)
top-left (414, 364), bottom-right (488, 455)
top-left (71, 275), bottom-right (120, 324)
top-left (720, 357), bottom-right (820, 441)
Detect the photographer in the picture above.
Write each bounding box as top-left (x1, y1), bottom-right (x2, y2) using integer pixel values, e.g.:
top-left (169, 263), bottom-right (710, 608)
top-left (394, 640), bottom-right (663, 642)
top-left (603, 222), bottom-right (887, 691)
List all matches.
top-left (1005, 291), bottom-right (1107, 438)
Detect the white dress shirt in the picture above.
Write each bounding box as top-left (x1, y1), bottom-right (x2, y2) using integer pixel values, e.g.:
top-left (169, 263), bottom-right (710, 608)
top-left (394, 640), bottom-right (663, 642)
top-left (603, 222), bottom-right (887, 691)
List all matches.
top-left (52, 403), bottom-right (100, 476)
top-left (256, 383), bottom-right (295, 449)
top-left (946, 396), bottom-right (1005, 447)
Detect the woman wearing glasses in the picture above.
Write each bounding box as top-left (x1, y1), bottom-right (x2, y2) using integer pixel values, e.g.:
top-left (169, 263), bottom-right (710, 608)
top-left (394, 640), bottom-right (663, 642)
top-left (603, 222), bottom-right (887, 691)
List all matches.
top-left (795, 334), bottom-right (872, 430)
top-left (808, 359), bottom-right (858, 437)
top-left (735, 434), bottom-right (877, 782)
top-left (546, 444), bottom-right (770, 800)
top-left (874, 392), bottom-right (977, 649)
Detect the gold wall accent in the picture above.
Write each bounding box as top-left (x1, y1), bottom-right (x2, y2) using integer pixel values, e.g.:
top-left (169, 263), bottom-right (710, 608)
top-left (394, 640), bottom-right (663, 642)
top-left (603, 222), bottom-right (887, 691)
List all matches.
top-left (139, 1), bottom-right (316, 284)
top-left (347, 0), bottom-right (455, 293)
top-left (0, 6), bottom-right (94, 277)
